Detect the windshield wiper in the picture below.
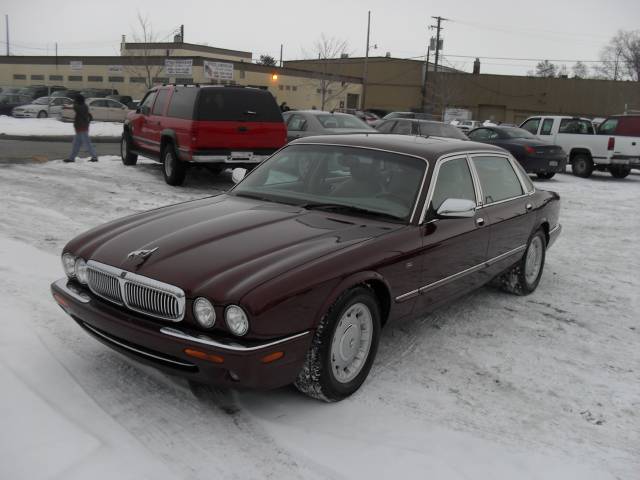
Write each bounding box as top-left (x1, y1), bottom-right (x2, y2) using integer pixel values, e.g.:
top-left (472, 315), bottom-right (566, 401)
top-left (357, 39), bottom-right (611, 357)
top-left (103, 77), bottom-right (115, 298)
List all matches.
top-left (301, 203), bottom-right (402, 221)
top-left (233, 192), bottom-right (277, 203)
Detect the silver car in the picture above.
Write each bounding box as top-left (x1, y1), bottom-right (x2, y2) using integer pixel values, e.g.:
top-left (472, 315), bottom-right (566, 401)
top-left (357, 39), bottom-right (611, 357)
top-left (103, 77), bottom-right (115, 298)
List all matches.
top-left (60, 98), bottom-right (129, 123)
top-left (12, 96), bottom-right (74, 119)
top-left (282, 110), bottom-right (376, 142)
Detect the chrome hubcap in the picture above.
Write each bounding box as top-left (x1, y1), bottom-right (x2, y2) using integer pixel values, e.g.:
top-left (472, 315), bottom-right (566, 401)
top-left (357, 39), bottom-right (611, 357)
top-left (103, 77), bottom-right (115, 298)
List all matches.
top-left (164, 152), bottom-right (173, 176)
top-left (330, 302), bottom-right (373, 383)
top-left (525, 236), bottom-right (543, 284)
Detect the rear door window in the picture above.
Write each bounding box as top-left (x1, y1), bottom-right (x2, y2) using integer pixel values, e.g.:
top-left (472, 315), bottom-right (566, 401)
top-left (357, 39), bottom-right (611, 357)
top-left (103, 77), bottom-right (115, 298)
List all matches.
top-left (431, 157), bottom-right (477, 212)
top-left (559, 119), bottom-right (594, 134)
top-left (166, 87), bottom-right (198, 119)
top-left (472, 156), bottom-right (524, 204)
top-left (540, 118), bottom-right (554, 135)
top-left (197, 88), bottom-right (283, 122)
top-left (520, 118), bottom-right (540, 135)
top-left (393, 120), bottom-right (413, 135)
top-left (287, 114), bottom-right (307, 131)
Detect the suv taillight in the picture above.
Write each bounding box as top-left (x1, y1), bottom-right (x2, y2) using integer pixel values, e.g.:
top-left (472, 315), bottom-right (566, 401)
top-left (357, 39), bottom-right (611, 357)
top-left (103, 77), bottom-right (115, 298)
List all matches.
top-left (607, 137), bottom-right (615, 151)
top-left (524, 146), bottom-right (536, 155)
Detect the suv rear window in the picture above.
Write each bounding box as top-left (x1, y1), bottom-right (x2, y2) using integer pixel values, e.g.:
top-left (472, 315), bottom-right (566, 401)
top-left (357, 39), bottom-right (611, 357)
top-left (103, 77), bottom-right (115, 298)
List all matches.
top-left (196, 88), bottom-right (282, 122)
top-left (167, 87), bottom-right (198, 119)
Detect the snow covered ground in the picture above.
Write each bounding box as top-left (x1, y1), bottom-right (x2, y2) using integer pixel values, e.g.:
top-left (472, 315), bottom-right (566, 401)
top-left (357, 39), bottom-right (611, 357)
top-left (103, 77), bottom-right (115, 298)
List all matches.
top-left (0, 116), bottom-right (122, 137)
top-left (0, 155), bottom-right (638, 479)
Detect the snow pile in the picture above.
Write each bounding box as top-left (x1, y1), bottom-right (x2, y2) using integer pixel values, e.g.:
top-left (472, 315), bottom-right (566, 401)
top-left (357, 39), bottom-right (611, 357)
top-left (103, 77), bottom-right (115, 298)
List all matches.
top-left (0, 157), bottom-right (637, 479)
top-left (0, 116), bottom-right (122, 137)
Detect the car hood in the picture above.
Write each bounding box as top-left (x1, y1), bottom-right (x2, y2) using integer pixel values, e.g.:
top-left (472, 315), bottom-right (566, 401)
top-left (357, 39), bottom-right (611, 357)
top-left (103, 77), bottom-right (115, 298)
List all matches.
top-left (68, 194), bottom-right (398, 301)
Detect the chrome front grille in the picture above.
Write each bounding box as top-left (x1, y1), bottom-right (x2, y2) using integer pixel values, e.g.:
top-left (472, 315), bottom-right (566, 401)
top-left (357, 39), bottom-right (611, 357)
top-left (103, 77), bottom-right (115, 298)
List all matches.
top-left (86, 260), bottom-right (185, 322)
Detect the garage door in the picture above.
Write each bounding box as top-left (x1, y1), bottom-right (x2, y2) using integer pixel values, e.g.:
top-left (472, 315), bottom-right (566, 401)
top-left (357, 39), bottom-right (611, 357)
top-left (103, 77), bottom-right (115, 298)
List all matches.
top-left (478, 105), bottom-right (506, 123)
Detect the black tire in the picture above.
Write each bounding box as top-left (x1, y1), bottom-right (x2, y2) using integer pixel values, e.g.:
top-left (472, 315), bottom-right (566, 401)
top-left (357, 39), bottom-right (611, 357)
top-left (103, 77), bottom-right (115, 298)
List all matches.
top-left (161, 142), bottom-right (186, 186)
top-left (37, 110), bottom-right (48, 119)
top-left (571, 154), bottom-right (593, 178)
top-left (120, 133), bottom-right (138, 166)
top-left (496, 229), bottom-right (547, 296)
top-left (294, 286), bottom-right (381, 402)
top-left (609, 165), bottom-right (630, 179)
top-left (206, 165), bottom-right (225, 176)
top-left (536, 172), bottom-right (555, 180)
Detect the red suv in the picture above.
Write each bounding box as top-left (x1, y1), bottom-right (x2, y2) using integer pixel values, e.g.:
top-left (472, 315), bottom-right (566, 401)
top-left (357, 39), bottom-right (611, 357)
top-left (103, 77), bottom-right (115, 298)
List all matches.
top-left (121, 85), bottom-right (287, 185)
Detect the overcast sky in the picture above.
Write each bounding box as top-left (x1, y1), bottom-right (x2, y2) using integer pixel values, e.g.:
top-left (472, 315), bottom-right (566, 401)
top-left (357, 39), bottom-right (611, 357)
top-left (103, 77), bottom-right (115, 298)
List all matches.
top-left (2, 0), bottom-right (639, 76)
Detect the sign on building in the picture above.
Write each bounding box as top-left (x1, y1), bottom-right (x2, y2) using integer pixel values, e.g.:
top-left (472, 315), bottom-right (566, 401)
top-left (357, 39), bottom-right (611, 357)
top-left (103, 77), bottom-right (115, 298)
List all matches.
top-left (444, 107), bottom-right (472, 124)
top-left (164, 59), bottom-right (193, 76)
top-left (70, 61), bottom-right (83, 71)
top-left (107, 65), bottom-right (123, 74)
top-left (204, 61), bottom-right (234, 81)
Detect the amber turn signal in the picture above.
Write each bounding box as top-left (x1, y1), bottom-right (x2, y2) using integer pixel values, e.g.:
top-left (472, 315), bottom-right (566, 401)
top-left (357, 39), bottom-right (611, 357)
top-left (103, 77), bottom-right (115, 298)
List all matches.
top-left (184, 348), bottom-right (224, 364)
top-left (53, 293), bottom-right (68, 308)
top-left (260, 351), bottom-right (284, 364)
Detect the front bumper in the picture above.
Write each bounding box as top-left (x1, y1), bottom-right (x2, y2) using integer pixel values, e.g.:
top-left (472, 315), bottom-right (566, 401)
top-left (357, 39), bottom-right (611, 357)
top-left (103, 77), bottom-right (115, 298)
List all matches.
top-left (12, 111), bottom-right (37, 118)
top-left (521, 155), bottom-right (567, 174)
top-left (51, 278), bottom-right (312, 389)
top-left (548, 223), bottom-right (562, 249)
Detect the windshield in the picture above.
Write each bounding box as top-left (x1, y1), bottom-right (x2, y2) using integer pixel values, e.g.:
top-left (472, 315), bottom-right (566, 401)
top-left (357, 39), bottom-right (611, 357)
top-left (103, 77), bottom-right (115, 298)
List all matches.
top-left (232, 144), bottom-right (427, 221)
top-left (420, 122), bottom-right (469, 140)
top-left (500, 127), bottom-right (536, 139)
top-left (33, 97), bottom-right (50, 105)
top-left (315, 114), bottom-right (372, 130)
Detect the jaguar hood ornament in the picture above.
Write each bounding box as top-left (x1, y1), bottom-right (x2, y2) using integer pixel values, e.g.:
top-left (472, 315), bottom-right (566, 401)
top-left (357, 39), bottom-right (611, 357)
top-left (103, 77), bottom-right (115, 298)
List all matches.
top-left (127, 247), bottom-right (158, 264)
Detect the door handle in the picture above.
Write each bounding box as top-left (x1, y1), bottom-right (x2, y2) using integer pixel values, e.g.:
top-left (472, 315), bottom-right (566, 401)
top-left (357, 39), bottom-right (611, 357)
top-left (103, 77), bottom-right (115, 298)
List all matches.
top-left (238, 126), bottom-right (248, 132)
top-left (526, 203), bottom-right (533, 211)
top-left (476, 217), bottom-right (485, 226)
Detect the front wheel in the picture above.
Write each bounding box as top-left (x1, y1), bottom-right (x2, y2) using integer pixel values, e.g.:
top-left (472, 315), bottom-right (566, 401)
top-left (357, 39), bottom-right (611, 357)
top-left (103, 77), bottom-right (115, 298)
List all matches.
top-left (571, 154), bottom-right (593, 178)
top-left (162, 143), bottom-right (186, 186)
top-left (496, 229), bottom-right (547, 296)
top-left (120, 134), bottom-right (138, 166)
top-left (609, 165), bottom-right (630, 179)
top-left (536, 172), bottom-right (555, 180)
top-left (294, 286), bottom-right (381, 402)
top-left (37, 110), bottom-right (48, 119)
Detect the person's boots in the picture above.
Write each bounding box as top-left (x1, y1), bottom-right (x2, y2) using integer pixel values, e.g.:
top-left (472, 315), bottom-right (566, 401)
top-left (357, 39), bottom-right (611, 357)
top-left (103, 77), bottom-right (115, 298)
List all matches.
top-left (89, 157), bottom-right (98, 162)
top-left (63, 158), bottom-right (75, 163)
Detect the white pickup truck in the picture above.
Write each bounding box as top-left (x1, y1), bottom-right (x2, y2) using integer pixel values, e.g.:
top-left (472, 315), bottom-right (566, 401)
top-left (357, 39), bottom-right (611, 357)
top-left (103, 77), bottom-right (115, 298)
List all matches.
top-left (520, 115), bottom-right (640, 178)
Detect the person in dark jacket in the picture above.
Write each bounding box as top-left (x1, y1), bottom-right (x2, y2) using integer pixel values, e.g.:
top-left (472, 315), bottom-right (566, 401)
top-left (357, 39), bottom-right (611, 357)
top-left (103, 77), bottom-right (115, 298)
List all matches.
top-left (64, 94), bottom-right (97, 163)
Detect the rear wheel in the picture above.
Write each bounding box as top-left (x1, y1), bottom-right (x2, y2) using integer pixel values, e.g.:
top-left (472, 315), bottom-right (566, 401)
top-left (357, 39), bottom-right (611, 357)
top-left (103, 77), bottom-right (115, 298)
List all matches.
top-left (496, 229), bottom-right (546, 296)
top-left (571, 154), bottom-right (593, 178)
top-left (37, 110), bottom-right (48, 118)
top-left (120, 133), bottom-right (138, 166)
top-left (294, 286), bottom-right (381, 402)
top-left (162, 143), bottom-right (186, 186)
top-left (536, 172), bottom-right (555, 180)
top-left (609, 165), bottom-right (630, 179)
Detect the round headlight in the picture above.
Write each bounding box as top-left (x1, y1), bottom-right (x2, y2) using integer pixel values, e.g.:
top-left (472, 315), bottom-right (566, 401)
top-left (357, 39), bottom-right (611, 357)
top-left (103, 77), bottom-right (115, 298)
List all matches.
top-left (75, 258), bottom-right (88, 284)
top-left (193, 297), bottom-right (216, 328)
top-left (225, 305), bottom-right (249, 336)
top-left (62, 253), bottom-right (76, 278)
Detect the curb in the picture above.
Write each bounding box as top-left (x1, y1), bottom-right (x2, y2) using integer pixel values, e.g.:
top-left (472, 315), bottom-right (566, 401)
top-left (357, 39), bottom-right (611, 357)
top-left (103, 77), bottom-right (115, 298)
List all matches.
top-left (0, 134), bottom-right (120, 143)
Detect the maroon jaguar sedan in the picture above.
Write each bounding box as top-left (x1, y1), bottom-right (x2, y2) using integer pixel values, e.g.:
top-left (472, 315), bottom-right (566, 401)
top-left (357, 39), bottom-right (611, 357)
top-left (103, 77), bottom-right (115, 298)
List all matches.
top-left (51, 134), bottom-right (561, 402)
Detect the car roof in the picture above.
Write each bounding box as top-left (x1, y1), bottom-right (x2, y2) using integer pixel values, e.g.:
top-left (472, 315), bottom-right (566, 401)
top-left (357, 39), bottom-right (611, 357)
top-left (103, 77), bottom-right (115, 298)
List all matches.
top-left (289, 134), bottom-right (505, 161)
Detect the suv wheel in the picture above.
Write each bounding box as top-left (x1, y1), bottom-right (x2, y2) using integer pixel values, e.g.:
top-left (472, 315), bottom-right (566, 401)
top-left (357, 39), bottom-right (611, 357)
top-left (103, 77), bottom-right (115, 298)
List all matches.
top-left (162, 143), bottom-right (186, 186)
top-left (609, 165), bottom-right (630, 179)
top-left (571, 153), bottom-right (594, 178)
top-left (37, 110), bottom-right (48, 119)
top-left (121, 133), bottom-right (138, 166)
top-left (536, 172), bottom-right (555, 180)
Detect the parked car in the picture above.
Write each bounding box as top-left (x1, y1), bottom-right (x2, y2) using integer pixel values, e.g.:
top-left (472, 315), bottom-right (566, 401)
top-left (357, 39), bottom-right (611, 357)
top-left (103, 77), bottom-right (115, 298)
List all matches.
top-left (121, 85), bottom-right (287, 185)
top-left (61, 98), bottom-right (129, 123)
top-left (51, 134), bottom-right (561, 402)
top-left (107, 95), bottom-right (135, 109)
top-left (467, 126), bottom-right (567, 179)
top-left (12, 96), bottom-right (74, 118)
top-left (18, 85), bottom-right (66, 100)
top-left (597, 114), bottom-right (640, 137)
top-left (0, 93), bottom-right (32, 115)
top-left (454, 120), bottom-right (482, 132)
top-left (520, 115), bottom-right (640, 178)
top-left (353, 110), bottom-right (380, 125)
top-left (376, 118), bottom-right (469, 140)
top-left (371, 111), bottom-right (436, 128)
top-left (0, 86), bottom-right (22, 95)
top-left (282, 110), bottom-right (375, 142)
top-left (51, 89), bottom-right (81, 99)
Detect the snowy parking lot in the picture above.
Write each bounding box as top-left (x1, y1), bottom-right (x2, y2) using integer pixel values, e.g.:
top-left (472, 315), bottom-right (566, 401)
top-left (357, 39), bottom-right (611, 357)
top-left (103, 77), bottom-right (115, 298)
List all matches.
top-left (0, 156), bottom-right (638, 479)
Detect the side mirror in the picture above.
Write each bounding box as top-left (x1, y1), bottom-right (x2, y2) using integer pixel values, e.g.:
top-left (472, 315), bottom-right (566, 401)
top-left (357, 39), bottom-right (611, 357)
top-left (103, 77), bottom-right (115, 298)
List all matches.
top-left (231, 168), bottom-right (247, 184)
top-left (436, 198), bottom-right (476, 218)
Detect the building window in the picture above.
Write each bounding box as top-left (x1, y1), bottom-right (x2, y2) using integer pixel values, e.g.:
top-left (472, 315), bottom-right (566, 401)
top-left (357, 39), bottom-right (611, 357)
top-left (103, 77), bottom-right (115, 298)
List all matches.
top-left (285, 85), bottom-right (291, 91)
top-left (13, 74), bottom-right (26, 80)
top-left (68, 75), bottom-right (83, 81)
top-left (88, 75), bottom-right (103, 82)
top-left (278, 85), bottom-right (284, 91)
top-left (153, 77), bottom-right (169, 84)
top-left (175, 77), bottom-right (193, 84)
top-left (108, 76), bottom-right (124, 83)
top-left (49, 75), bottom-right (63, 81)
top-left (31, 74), bottom-right (45, 81)
top-left (316, 88), bottom-right (321, 94)
top-left (239, 70), bottom-right (246, 79)
top-left (292, 86), bottom-right (297, 91)
top-left (129, 77), bottom-right (146, 83)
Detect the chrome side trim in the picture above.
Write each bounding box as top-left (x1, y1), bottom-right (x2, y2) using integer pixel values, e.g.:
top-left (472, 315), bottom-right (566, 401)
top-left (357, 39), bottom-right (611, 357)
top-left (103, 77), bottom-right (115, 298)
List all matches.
top-left (160, 327), bottom-right (311, 352)
top-left (82, 323), bottom-right (195, 368)
top-left (394, 244), bottom-right (527, 302)
top-left (53, 278), bottom-right (90, 304)
top-left (132, 135), bottom-right (160, 146)
top-left (191, 155), bottom-right (268, 164)
top-left (549, 224), bottom-right (560, 235)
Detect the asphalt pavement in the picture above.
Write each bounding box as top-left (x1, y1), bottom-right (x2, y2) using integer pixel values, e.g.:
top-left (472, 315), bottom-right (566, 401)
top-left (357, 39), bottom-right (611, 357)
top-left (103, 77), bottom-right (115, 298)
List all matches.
top-left (0, 139), bottom-right (120, 163)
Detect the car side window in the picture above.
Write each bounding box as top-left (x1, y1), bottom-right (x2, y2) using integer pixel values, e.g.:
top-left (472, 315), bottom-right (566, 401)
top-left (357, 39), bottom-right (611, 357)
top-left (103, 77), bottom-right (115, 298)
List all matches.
top-left (139, 91), bottom-right (157, 113)
top-left (106, 100), bottom-right (122, 108)
top-left (393, 120), bottom-right (412, 135)
top-left (521, 118), bottom-right (540, 135)
top-left (91, 99), bottom-right (108, 108)
top-left (540, 118), bottom-right (554, 135)
top-left (376, 120), bottom-right (395, 133)
top-left (469, 128), bottom-right (490, 140)
top-left (472, 156), bottom-right (524, 204)
top-left (152, 89), bottom-right (170, 116)
top-left (598, 118), bottom-right (618, 135)
top-left (559, 119), bottom-right (594, 134)
top-left (287, 114), bottom-right (307, 131)
top-left (431, 157), bottom-right (476, 212)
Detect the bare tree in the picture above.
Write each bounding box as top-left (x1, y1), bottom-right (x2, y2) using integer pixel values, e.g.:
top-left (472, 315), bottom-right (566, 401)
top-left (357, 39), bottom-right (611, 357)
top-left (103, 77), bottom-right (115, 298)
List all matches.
top-left (572, 61), bottom-right (589, 78)
top-left (595, 30), bottom-right (640, 81)
top-left (310, 34), bottom-right (350, 110)
top-left (535, 60), bottom-right (557, 77)
top-left (124, 14), bottom-right (172, 89)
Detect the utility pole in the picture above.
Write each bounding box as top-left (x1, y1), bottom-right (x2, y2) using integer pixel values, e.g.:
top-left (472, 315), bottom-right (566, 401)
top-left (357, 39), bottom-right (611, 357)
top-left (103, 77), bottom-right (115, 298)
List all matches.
top-left (180, 24), bottom-right (184, 42)
top-left (279, 44), bottom-right (283, 67)
top-left (362, 10), bottom-right (371, 110)
top-left (5, 15), bottom-right (9, 56)
top-left (55, 42), bottom-right (58, 67)
top-left (421, 46), bottom-right (430, 112)
top-left (430, 16), bottom-right (447, 73)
